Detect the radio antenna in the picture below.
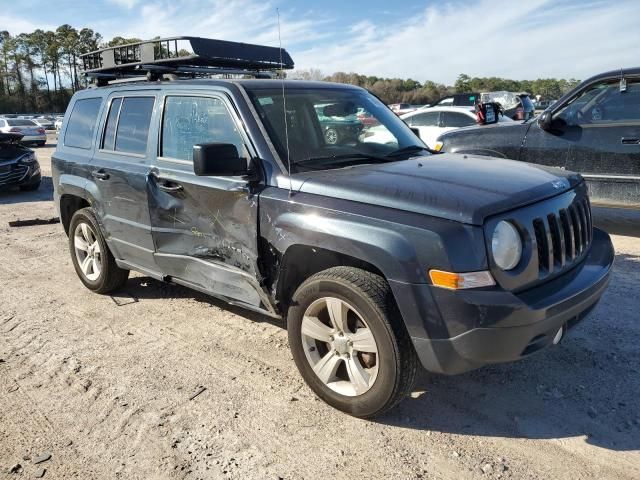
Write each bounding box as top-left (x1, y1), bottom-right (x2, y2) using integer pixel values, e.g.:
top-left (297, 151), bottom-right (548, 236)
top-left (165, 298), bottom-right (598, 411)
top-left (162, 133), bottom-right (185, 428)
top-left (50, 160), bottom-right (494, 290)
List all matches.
top-left (277, 8), bottom-right (293, 197)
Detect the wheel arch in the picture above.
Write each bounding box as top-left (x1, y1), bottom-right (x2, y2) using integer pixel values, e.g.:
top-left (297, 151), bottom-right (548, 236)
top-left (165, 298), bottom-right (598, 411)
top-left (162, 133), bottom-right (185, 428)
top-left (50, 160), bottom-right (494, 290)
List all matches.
top-left (59, 194), bottom-right (91, 235)
top-left (274, 244), bottom-right (387, 313)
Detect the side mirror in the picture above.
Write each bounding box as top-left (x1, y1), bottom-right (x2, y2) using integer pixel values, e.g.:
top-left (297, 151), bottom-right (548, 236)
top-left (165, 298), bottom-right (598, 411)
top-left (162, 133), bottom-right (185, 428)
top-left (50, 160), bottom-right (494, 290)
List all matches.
top-left (538, 110), bottom-right (553, 131)
top-left (410, 127), bottom-right (421, 138)
top-left (193, 143), bottom-right (249, 177)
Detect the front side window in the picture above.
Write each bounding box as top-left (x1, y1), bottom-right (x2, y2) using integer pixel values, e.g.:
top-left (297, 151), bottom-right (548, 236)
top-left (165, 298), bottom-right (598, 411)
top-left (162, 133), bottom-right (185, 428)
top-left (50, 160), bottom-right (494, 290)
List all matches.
top-left (161, 96), bottom-right (248, 161)
top-left (64, 98), bottom-right (102, 149)
top-left (245, 87), bottom-right (427, 172)
top-left (114, 97), bottom-right (155, 155)
top-left (556, 80), bottom-right (640, 126)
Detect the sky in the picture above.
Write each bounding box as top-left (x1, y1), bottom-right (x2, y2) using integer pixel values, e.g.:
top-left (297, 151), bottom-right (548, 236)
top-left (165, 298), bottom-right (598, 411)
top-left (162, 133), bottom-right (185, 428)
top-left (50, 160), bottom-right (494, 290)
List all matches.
top-left (1, 0), bottom-right (639, 84)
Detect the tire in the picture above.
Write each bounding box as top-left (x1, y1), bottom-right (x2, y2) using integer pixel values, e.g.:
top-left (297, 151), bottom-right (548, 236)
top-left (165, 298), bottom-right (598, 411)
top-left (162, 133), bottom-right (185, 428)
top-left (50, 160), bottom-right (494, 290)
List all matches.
top-left (68, 207), bottom-right (129, 294)
top-left (324, 128), bottom-right (339, 145)
top-left (287, 266), bottom-right (418, 418)
top-left (19, 181), bottom-right (40, 191)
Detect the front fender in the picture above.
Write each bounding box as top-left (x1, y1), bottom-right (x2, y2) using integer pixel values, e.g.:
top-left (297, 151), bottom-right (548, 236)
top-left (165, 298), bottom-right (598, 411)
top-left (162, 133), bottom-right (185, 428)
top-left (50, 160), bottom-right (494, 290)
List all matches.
top-left (259, 188), bottom-right (487, 284)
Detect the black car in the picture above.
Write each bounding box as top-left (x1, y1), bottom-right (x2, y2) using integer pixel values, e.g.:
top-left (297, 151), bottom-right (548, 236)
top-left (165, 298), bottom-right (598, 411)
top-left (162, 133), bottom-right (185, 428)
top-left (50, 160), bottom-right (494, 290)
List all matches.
top-left (0, 132), bottom-right (41, 191)
top-left (52, 37), bottom-right (613, 418)
top-left (436, 67), bottom-right (640, 209)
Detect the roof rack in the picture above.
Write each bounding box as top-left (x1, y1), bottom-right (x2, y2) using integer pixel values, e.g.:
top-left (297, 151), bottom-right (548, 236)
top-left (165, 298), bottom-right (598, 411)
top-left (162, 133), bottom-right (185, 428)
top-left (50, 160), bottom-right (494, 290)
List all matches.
top-left (81, 36), bottom-right (294, 86)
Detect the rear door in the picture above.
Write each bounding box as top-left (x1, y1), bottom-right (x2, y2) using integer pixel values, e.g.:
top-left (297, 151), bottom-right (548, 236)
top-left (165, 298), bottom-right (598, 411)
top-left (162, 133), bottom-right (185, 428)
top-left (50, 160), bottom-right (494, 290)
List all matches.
top-left (90, 93), bottom-right (158, 272)
top-left (147, 90), bottom-right (265, 308)
top-left (561, 79), bottom-right (640, 207)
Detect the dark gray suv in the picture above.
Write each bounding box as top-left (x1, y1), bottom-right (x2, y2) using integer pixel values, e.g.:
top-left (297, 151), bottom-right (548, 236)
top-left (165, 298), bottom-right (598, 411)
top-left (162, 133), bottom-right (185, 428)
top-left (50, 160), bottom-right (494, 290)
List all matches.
top-left (52, 38), bottom-right (614, 418)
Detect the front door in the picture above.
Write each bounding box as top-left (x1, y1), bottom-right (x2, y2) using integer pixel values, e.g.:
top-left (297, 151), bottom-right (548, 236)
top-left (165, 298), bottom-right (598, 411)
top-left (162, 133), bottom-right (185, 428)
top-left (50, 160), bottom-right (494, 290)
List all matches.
top-left (559, 78), bottom-right (640, 208)
top-left (147, 92), bottom-right (265, 308)
top-left (90, 93), bottom-right (158, 272)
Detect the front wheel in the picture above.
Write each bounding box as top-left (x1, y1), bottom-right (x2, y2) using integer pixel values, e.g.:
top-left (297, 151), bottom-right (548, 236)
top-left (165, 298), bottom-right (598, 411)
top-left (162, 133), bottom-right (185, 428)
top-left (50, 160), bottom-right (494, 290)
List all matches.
top-left (68, 208), bottom-right (129, 293)
top-left (287, 267), bottom-right (418, 418)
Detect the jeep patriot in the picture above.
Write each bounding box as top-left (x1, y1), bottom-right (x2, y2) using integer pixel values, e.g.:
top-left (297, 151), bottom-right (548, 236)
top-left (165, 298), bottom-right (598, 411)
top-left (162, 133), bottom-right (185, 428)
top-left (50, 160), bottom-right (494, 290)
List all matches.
top-left (52, 37), bottom-right (614, 417)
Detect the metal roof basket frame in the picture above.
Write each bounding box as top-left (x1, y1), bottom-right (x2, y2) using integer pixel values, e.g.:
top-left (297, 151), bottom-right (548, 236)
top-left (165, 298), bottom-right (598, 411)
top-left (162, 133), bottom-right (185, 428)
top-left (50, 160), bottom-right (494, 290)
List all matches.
top-left (81, 36), bottom-right (294, 86)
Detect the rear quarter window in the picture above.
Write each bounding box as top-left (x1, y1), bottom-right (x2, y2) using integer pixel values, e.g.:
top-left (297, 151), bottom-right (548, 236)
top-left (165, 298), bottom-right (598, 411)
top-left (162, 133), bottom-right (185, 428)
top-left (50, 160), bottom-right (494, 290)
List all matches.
top-left (64, 98), bottom-right (103, 149)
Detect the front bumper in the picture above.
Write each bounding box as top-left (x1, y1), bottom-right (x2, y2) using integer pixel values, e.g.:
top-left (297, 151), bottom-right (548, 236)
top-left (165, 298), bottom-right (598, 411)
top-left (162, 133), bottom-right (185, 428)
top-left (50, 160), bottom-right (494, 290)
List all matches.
top-left (394, 228), bottom-right (614, 375)
top-left (0, 162), bottom-right (41, 189)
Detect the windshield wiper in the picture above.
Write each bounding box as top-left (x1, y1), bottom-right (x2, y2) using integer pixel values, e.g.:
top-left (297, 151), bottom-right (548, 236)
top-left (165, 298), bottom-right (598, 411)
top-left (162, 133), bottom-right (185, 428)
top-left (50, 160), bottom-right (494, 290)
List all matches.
top-left (296, 152), bottom-right (393, 168)
top-left (386, 145), bottom-right (434, 157)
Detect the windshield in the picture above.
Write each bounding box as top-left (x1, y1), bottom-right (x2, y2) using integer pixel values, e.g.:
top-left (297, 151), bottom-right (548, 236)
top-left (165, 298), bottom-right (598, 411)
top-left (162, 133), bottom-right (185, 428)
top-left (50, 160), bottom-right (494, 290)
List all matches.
top-left (245, 87), bottom-right (427, 173)
top-left (7, 119), bottom-right (37, 126)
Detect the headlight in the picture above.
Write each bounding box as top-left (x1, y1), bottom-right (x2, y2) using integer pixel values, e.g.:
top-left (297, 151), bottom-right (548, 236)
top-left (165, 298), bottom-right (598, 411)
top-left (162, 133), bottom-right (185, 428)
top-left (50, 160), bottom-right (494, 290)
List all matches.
top-left (19, 153), bottom-right (37, 164)
top-left (491, 221), bottom-right (522, 270)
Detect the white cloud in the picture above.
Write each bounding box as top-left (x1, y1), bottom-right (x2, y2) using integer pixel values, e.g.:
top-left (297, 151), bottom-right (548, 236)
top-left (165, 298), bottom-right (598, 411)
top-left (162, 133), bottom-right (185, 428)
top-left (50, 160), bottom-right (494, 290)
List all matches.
top-left (2, 0), bottom-right (639, 84)
top-left (0, 14), bottom-right (53, 35)
top-left (292, 0), bottom-right (640, 83)
top-left (108, 0), bottom-right (138, 9)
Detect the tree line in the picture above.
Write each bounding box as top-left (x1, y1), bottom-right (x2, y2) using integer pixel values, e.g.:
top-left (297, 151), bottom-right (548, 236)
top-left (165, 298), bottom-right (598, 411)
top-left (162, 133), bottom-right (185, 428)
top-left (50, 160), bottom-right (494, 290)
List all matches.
top-left (0, 27), bottom-right (140, 114)
top-left (295, 70), bottom-right (581, 105)
top-left (0, 24), bottom-right (582, 114)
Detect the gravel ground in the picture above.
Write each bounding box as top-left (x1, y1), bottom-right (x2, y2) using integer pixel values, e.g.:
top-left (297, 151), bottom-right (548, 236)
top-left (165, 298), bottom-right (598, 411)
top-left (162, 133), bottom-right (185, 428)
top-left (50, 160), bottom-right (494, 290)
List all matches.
top-left (1, 136), bottom-right (638, 479)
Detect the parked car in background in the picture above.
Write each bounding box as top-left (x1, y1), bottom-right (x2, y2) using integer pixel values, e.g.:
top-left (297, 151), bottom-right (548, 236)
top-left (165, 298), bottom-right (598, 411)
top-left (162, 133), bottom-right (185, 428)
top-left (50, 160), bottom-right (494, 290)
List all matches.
top-left (365, 106), bottom-right (513, 148)
top-left (0, 132), bottom-right (41, 191)
top-left (435, 92), bottom-right (535, 121)
top-left (0, 118), bottom-right (46, 146)
top-left (33, 117), bottom-right (55, 130)
top-left (55, 116), bottom-right (64, 134)
top-left (356, 108), bottom-right (380, 127)
top-left (388, 103), bottom-right (423, 116)
top-left (436, 67), bottom-right (640, 209)
top-left (314, 104), bottom-right (363, 145)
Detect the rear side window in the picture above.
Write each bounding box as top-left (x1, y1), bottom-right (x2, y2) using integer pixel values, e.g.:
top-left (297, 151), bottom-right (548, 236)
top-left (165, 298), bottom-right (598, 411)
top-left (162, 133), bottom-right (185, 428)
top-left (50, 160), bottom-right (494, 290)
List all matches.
top-left (101, 98), bottom-right (122, 150)
top-left (65, 98), bottom-right (102, 149)
top-left (408, 112), bottom-right (439, 127)
top-left (111, 97), bottom-right (155, 155)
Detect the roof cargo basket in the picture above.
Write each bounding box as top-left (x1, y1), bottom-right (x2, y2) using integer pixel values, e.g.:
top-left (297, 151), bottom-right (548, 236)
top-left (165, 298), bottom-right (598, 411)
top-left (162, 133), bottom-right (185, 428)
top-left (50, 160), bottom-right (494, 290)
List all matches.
top-left (81, 36), bottom-right (294, 85)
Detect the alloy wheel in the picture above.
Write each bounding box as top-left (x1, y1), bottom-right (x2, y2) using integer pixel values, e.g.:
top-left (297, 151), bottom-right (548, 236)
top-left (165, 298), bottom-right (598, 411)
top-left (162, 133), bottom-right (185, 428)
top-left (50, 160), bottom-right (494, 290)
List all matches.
top-left (301, 297), bottom-right (379, 396)
top-left (73, 222), bottom-right (102, 281)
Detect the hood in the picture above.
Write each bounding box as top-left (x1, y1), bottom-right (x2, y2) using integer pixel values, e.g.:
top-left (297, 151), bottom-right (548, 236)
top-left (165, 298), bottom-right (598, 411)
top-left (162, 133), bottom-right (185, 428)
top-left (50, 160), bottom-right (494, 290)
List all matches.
top-left (290, 154), bottom-right (583, 225)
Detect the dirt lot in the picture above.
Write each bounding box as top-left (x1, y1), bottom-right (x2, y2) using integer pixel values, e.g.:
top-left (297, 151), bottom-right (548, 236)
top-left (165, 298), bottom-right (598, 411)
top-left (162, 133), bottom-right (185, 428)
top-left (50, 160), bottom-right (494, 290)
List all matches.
top-left (1, 136), bottom-right (639, 479)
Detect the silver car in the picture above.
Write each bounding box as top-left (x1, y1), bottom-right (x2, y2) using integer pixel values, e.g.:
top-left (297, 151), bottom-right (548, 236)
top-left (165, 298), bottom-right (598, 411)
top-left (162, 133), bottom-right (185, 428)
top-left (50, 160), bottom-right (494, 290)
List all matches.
top-left (0, 118), bottom-right (47, 146)
top-left (33, 117), bottom-right (55, 131)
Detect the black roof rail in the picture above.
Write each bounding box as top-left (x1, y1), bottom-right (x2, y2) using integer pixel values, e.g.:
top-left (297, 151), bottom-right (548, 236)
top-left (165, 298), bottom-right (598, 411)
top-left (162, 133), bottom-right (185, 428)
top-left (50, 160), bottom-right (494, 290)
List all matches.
top-left (81, 36), bottom-right (294, 85)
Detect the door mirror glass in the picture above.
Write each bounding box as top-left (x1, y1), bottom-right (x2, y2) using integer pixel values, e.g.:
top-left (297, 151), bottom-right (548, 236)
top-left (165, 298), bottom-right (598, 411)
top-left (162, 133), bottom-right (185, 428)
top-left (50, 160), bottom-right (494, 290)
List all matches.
top-left (193, 143), bottom-right (248, 177)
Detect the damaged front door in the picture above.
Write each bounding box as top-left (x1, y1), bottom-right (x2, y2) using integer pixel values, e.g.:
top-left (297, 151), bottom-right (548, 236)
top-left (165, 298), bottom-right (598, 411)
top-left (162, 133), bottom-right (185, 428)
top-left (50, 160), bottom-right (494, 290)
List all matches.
top-left (148, 92), bottom-right (268, 310)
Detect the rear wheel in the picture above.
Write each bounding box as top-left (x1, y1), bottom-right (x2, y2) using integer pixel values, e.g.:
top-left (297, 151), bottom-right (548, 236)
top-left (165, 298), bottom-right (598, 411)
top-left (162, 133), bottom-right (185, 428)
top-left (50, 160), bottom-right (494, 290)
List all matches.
top-left (68, 208), bottom-right (129, 293)
top-left (287, 267), bottom-right (418, 418)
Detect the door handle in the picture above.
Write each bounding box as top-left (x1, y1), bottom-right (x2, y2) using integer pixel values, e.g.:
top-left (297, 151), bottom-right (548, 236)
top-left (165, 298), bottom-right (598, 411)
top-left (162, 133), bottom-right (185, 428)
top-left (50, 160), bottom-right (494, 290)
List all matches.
top-left (91, 170), bottom-right (110, 180)
top-left (621, 137), bottom-right (640, 145)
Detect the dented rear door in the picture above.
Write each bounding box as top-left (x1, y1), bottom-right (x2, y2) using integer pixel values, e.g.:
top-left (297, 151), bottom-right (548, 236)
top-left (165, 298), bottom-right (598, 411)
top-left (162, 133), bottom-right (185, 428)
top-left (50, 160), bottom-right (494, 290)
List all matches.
top-left (147, 90), bottom-right (264, 307)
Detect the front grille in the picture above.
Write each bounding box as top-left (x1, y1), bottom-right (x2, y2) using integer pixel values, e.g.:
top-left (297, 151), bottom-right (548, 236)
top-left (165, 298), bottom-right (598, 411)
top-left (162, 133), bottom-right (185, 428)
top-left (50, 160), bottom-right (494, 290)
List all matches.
top-left (0, 164), bottom-right (29, 186)
top-left (485, 183), bottom-right (593, 292)
top-left (533, 197), bottom-right (592, 276)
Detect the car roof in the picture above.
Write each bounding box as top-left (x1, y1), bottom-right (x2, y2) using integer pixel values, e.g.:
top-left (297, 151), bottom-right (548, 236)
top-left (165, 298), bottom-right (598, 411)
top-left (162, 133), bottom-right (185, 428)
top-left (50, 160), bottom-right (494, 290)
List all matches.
top-left (80, 78), bottom-right (363, 94)
top-left (401, 106), bottom-right (474, 118)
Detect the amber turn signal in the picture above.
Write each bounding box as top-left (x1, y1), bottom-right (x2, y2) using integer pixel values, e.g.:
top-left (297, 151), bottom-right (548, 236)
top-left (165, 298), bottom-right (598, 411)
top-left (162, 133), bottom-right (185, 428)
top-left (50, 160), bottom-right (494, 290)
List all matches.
top-left (429, 269), bottom-right (495, 290)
